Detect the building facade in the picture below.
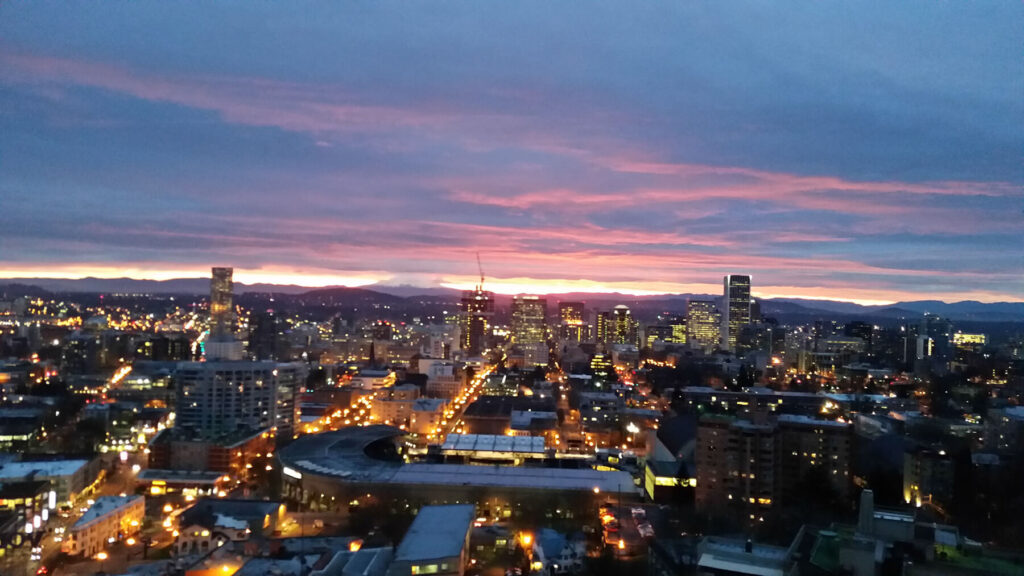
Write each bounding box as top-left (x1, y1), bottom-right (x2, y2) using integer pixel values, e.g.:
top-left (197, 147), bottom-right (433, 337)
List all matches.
top-left (175, 361), bottom-right (303, 439)
top-left (722, 275), bottom-right (751, 352)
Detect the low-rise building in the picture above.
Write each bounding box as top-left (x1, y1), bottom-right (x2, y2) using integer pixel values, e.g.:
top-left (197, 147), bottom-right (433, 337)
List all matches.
top-left (388, 504), bottom-right (475, 576)
top-left (0, 458), bottom-right (100, 504)
top-left (64, 495), bottom-right (144, 557)
top-left (409, 398), bottom-right (447, 436)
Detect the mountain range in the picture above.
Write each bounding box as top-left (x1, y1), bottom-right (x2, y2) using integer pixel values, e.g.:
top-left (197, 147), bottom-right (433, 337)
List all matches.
top-left (1, 277), bottom-right (1022, 323)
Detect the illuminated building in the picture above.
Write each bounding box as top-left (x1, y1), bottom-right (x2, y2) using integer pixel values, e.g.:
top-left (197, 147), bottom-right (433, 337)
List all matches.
top-left (722, 275), bottom-right (751, 352)
top-left (590, 353), bottom-right (613, 383)
top-left (147, 427), bottom-right (272, 479)
top-left (247, 310), bottom-right (287, 361)
top-left (459, 287), bottom-right (494, 356)
top-left (686, 300), bottom-right (721, 353)
top-left (371, 320), bottom-right (394, 341)
top-left (594, 311), bottom-right (610, 344)
top-left (696, 414), bottom-right (852, 524)
top-left (511, 296), bottom-right (547, 347)
top-left (667, 315), bottom-right (687, 344)
top-left (903, 446), bottom-right (953, 510)
top-left (278, 426), bottom-right (636, 519)
top-left (175, 362), bottom-right (303, 439)
top-left (209, 267), bottom-right (234, 340)
top-left (952, 332), bottom-right (986, 350)
top-left (644, 324), bottom-right (673, 347)
top-left (611, 305), bottom-right (638, 346)
top-left (65, 495), bottom-right (144, 557)
top-left (558, 301), bottom-right (585, 341)
top-left (389, 505), bottom-right (475, 576)
top-left (206, 267), bottom-right (244, 361)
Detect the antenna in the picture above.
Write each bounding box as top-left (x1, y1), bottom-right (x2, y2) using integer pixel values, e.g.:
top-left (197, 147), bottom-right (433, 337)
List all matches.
top-left (476, 252), bottom-right (485, 289)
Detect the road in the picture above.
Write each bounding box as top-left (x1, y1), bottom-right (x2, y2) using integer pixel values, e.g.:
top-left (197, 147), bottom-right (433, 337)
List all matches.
top-left (5, 452), bottom-right (148, 576)
top-left (437, 366), bottom-right (493, 439)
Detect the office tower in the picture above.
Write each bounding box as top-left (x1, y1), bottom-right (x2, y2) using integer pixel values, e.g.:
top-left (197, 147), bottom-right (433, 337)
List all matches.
top-left (687, 300), bottom-right (721, 353)
top-left (722, 275), bottom-right (751, 352)
top-left (667, 315), bottom-right (687, 344)
top-left (558, 301), bottom-right (585, 341)
top-left (511, 295), bottom-right (547, 346)
top-left (206, 267), bottom-right (244, 361)
top-left (644, 324), bottom-right (673, 347)
top-left (248, 310), bottom-right (287, 361)
top-left (459, 287), bottom-right (494, 356)
top-left (594, 310), bottom-right (611, 344)
top-left (209, 267), bottom-right (234, 339)
top-left (175, 361), bottom-right (303, 439)
top-left (611, 305), bottom-right (639, 346)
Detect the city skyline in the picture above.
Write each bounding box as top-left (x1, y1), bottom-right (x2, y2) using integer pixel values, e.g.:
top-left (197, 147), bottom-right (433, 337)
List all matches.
top-left (2, 2), bottom-right (1022, 306)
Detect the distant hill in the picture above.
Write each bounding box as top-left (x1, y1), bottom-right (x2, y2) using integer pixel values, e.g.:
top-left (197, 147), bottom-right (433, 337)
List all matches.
top-left (0, 277), bottom-right (1021, 323)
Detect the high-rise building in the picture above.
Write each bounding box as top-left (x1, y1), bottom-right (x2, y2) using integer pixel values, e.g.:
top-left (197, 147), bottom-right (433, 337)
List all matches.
top-left (611, 305), bottom-right (639, 346)
top-left (558, 301), bottom-right (585, 341)
top-left (687, 300), bottom-right (721, 353)
top-left (667, 315), bottom-right (687, 344)
top-left (511, 296), bottom-right (547, 346)
top-left (594, 310), bottom-right (611, 344)
top-left (644, 324), bottom-right (673, 347)
top-left (248, 310), bottom-right (287, 361)
top-left (209, 267), bottom-right (234, 339)
top-left (206, 267), bottom-right (244, 361)
top-left (175, 361), bottom-right (303, 439)
top-left (722, 275), bottom-right (752, 352)
top-left (696, 414), bottom-right (852, 524)
top-left (459, 287), bottom-right (494, 357)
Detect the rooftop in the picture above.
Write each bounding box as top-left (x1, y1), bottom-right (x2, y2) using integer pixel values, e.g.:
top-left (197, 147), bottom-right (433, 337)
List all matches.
top-left (73, 495), bottom-right (141, 529)
top-left (0, 459), bottom-right (89, 479)
top-left (138, 469), bottom-right (227, 484)
top-left (280, 426), bottom-right (635, 493)
top-left (395, 504), bottom-right (475, 562)
top-left (441, 434), bottom-right (545, 455)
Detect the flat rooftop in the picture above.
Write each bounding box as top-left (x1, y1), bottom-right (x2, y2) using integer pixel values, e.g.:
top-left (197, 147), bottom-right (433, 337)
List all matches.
top-left (395, 504), bottom-right (475, 562)
top-left (0, 459), bottom-right (89, 479)
top-left (74, 495), bottom-right (141, 529)
top-left (441, 434), bottom-right (545, 455)
top-left (280, 426), bottom-right (635, 493)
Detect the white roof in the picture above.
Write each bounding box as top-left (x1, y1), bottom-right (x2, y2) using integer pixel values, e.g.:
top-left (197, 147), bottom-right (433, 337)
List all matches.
top-left (214, 513), bottom-right (248, 530)
top-left (73, 495), bottom-right (141, 529)
top-left (441, 434), bottom-right (545, 454)
top-left (391, 463), bottom-right (634, 493)
top-left (697, 553), bottom-right (783, 576)
top-left (395, 504), bottom-right (474, 562)
top-left (0, 459), bottom-right (89, 479)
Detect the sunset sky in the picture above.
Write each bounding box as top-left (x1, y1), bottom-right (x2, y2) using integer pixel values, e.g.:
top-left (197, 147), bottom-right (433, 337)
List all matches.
top-left (1, 2), bottom-right (1021, 305)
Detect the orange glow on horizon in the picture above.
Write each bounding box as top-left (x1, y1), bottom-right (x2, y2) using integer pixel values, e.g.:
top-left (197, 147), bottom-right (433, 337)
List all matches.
top-left (0, 264), bottom-right (384, 288)
top-left (0, 265), bottom-right (1018, 305)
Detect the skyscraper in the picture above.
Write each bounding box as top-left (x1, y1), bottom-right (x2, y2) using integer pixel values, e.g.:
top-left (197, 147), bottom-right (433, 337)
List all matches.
top-left (594, 310), bottom-right (610, 344)
top-left (459, 287), bottom-right (494, 356)
top-left (178, 268), bottom-right (304, 439)
top-left (558, 301), bottom-right (585, 341)
top-left (209, 267), bottom-right (234, 339)
top-left (611, 305), bottom-right (639, 346)
top-left (722, 274), bottom-right (752, 352)
top-left (687, 300), bottom-right (721, 353)
top-left (511, 296), bottom-right (547, 346)
top-left (206, 267), bottom-right (244, 361)
top-left (176, 361), bottom-right (303, 439)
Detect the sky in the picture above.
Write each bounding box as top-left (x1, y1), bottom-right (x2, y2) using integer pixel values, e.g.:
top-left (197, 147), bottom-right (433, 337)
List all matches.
top-left (1, 2), bottom-right (1022, 305)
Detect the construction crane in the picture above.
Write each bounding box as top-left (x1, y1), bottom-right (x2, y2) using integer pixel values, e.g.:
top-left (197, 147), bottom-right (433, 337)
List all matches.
top-left (476, 252), bottom-right (485, 290)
